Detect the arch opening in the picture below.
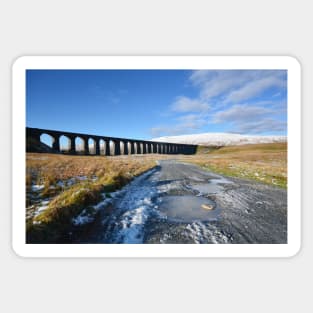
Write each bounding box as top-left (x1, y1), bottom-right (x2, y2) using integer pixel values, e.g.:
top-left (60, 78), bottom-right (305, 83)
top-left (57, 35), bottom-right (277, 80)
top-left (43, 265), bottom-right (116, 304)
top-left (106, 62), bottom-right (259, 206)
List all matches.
top-left (133, 142), bottom-right (137, 154)
top-left (120, 141), bottom-right (125, 155)
top-left (122, 141), bottom-right (129, 155)
top-left (127, 142), bottom-right (132, 155)
top-left (60, 135), bottom-right (71, 152)
top-left (100, 139), bottom-right (105, 155)
top-left (109, 140), bottom-right (115, 156)
top-left (40, 133), bottom-right (53, 149)
top-left (148, 143), bottom-right (152, 154)
top-left (75, 137), bottom-right (85, 154)
top-left (142, 143), bottom-right (147, 154)
top-left (88, 138), bottom-right (96, 155)
top-left (159, 144), bottom-right (163, 154)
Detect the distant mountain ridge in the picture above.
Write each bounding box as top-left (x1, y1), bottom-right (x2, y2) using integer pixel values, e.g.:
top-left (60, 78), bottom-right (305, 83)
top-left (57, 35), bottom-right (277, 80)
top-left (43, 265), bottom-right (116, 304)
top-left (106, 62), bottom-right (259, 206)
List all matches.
top-left (151, 133), bottom-right (287, 146)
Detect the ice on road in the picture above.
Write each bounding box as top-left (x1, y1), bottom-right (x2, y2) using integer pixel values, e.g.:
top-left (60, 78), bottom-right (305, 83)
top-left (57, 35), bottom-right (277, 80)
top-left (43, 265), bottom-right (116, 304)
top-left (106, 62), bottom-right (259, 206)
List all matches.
top-left (91, 160), bottom-right (287, 244)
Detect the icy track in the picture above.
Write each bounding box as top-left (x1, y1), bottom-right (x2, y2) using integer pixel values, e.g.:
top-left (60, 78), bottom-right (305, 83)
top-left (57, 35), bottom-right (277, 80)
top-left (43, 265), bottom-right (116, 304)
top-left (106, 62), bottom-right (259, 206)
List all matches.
top-left (99, 168), bottom-right (161, 243)
top-left (92, 160), bottom-right (287, 244)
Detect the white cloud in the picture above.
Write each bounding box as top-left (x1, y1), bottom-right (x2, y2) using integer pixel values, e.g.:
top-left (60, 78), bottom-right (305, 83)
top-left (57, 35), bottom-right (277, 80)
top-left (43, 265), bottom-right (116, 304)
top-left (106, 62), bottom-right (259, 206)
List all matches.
top-left (150, 70), bottom-right (287, 137)
top-left (189, 70), bottom-right (253, 100)
top-left (150, 125), bottom-right (197, 137)
top-left (170, 96), bottom-right (209, 113)
top-left (224, 76), bottom-right (286, 103)
top-left (177, 114), bottom-right (207, 126)
top-left (189, 70), bottom-right (216, 86)
top-left (213, 104), bottom-right (273, 124)
top-left (189, 70), bottom-right (287, 103)
top-left (213, 104), bottom-right (286, 134)
top-left (150, 113), bottom-right (208, 137)
top-left (233, 119), bottom-right (287, 134)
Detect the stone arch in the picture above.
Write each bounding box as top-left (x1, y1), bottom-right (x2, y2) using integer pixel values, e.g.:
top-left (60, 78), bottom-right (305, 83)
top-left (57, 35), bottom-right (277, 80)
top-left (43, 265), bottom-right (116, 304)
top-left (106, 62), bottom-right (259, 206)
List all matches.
top-left (152, 143), bottom-right (157, 154)
top-left (60, 135), bottom-right (71, 153)
top-left (132, 142), bottom-right (137, 154)
top-left (114, 140), bottom-right (121, 155)
top-left (40, 133), bottom-right (53, 148)
top-left (163, 144), bottom-right (166, 154)
top-left (129, 141), bottom-right (135, 154)
top-left (75, 136), bottom-right (85, 154)
top-left (123, 141), bottom-right (129, 155)
top-left (88, 138), bottom-right (96, 155)
top-left (141, 142), bottom-right (145, 154)
top-left (137, 142), bottom-right (142, 154)
top-left (164, 144), bottom-right (168, 154)
top-left (168, 145), bottom-right (172, 154)
top-left (147, 143), bottom-right (152, 154)
top-left (109, 140), bottom-right (115, 155)
top-left (99, 139), bottom-right (105, 155)
top-left (125, 141), bottom-right (131, 155)
top-left (120, 141), bottom-right (125, 155)
top-left (104, 139), bottom-right (110, 156)
top-left (158, 144), bottom-right (163, 154)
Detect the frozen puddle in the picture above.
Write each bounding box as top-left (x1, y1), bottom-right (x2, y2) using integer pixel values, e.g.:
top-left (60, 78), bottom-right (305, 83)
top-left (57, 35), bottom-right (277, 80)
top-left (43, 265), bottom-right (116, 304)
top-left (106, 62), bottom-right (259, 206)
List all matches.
top-left (97, 165), bottom-right (232, 243)
top-left (192, 183), bottom-right (222, 194)
top-left (157, 195), bottom-right (219, 222)
top-left (192, 176), bottom-right (234, 196)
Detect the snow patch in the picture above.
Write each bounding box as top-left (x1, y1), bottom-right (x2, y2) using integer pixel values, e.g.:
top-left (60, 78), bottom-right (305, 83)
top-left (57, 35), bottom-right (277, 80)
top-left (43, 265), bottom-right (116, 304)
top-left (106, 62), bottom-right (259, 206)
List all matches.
top-left (72, 209), bottom-right (95, 226)
top-left (152, 132), bottom-right (286, 146)
top-left (93, 197), bottom-right (113, 210)
top-left (56, 175), bottom-right (98, 188)
top-left (103, 168), bottom-right (158, 243)
top-left (76, 175), bottom-right (88, 181)
top-left (33, 200), bottom-right (51, 217)
top-left (31, 184), bottom-right (44, 192)
top-left (117, 207), bottom-right (150, 243)
top-left (56, 181), bottom-right (65, 187)
top-left (186, 222), bottom-right (229, 244)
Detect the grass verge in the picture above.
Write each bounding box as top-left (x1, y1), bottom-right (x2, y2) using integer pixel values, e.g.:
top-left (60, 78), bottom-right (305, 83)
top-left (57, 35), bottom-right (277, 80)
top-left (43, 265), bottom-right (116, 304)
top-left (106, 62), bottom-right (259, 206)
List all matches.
top-left (181, 143), bottom-right (287, 188)
top-left (26, 153), bottom-right (156, 243)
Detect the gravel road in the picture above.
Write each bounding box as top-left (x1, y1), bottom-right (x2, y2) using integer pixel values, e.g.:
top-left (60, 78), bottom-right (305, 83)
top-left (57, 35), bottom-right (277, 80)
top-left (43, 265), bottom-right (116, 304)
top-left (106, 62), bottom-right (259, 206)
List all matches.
top-left (90, 160), bottom-right (287, 244)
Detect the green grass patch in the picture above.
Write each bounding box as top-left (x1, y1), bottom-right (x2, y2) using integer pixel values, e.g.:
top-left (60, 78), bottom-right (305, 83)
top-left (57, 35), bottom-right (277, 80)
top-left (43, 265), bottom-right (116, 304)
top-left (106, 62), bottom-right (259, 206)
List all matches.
top-left (26, 158), bottom-right (156, 243)
top-left (182, 143), bottom-right (287, 189)
top-left (209, 142), bottom-right (287, 154)
top-left (202, 163), bottom-right (286, 188)
top-left (27, 182), bottom-right (103, 243)
top-left (196, 145), bottom-right (221, 154)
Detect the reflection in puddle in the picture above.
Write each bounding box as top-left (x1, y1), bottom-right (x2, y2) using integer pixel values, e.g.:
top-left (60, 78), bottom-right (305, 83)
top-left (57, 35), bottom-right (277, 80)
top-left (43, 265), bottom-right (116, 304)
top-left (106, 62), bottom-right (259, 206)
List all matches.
top-left (193, 183), bottom-right (222, 194)
top-left (192, 176), bottom-right (234, 195)
top-left (157, 195), bottom-right (220, 222)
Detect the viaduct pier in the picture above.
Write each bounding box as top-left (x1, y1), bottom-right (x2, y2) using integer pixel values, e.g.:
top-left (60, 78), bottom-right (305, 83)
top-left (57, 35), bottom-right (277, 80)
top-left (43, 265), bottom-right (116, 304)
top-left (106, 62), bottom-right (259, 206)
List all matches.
top-left (26, 127), bottom-right (197, 156)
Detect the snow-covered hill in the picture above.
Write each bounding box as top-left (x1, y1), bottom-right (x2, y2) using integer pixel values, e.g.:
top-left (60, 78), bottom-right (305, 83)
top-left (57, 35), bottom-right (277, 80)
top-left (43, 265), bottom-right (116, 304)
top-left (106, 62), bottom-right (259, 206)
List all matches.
top-left (151, 133), bottom-right (287, 146)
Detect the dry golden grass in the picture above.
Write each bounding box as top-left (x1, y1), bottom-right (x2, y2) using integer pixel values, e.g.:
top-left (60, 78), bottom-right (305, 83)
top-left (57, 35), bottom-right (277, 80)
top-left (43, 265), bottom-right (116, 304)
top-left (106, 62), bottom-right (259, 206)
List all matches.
top-left (180, 143), bottom-right (287, 188)
top-left (26, 153), bottom-right (160, 243)
top-left (26, 144), bottom-right (287, 243)
top-left (27, 153), bottom-right (154, 185)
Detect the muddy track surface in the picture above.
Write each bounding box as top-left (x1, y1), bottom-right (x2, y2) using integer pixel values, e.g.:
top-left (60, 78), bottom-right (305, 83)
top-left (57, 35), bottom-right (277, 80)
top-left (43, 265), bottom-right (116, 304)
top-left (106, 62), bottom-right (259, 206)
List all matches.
top-left (83, 160), bottom-right (287, 244)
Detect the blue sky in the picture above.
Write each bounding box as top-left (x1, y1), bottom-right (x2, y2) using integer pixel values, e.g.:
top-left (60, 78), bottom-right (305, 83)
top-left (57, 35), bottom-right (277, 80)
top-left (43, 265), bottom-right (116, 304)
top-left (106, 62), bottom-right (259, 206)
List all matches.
top-left (26, 69), bottom-right (287, 140)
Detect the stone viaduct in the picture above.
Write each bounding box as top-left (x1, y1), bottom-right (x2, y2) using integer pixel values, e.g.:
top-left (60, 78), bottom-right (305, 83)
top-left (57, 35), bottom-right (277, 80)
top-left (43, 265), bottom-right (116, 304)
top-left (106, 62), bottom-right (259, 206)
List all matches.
top-left (26, 127), bottom-right (197, 156)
